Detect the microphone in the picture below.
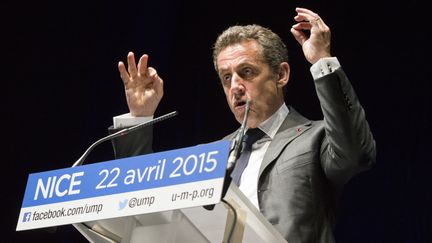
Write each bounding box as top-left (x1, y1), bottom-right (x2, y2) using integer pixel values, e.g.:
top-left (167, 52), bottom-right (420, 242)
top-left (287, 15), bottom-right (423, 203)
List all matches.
top-left (62, 111), bottom-right (178, 236)
top-left (71, 111), bottom-right (178, 167)
top-left (226, 98), bottom-right (250, 170)
top-left (203, 99), bottom-right (250, 211)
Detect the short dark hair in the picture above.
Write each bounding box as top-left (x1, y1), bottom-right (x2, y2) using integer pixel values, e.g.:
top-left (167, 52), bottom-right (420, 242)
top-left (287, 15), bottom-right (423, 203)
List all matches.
top-left (212, 24), bottom-right (288, 74)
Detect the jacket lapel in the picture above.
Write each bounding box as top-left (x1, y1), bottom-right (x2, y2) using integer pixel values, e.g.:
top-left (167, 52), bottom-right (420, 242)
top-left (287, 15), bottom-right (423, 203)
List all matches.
top-left (258, 107), bottom-right (312, 177)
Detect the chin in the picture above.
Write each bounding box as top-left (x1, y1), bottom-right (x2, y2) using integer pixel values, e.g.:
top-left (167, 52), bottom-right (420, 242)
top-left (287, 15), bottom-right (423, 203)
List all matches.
top-left (232, 110), bottom-right (259, 128)
top-left (246, 117), bottom-right (260, 129)
top-left (234, 115), bottom-right (243, 125)
top-left (232, 111), bottom-right (244, 124)
top-left (246, 123), bottom-right (258, 129)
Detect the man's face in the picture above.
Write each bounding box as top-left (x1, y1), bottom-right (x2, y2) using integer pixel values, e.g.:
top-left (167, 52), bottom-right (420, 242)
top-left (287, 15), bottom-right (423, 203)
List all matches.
top-left (216, 40), bottom-right (286, 128)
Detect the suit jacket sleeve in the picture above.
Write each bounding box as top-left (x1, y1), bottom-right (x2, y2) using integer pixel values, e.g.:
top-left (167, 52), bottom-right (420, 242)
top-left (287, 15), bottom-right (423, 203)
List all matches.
top-left (315, 66), bottom-right (377, 186)
top-left (108, 125), bottom-right (153, 159)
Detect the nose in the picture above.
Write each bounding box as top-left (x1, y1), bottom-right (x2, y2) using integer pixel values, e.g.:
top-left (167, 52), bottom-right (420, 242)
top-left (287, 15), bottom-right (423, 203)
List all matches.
top-left (230, 73), bottom-right (245, 94)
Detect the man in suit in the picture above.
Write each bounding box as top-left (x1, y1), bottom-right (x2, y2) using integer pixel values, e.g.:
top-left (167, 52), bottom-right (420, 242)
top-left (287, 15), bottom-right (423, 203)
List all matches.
top-left (112, 7), bottom-right (376, 243)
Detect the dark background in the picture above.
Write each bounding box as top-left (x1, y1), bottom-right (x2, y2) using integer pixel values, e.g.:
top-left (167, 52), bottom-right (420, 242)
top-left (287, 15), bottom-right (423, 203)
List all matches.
top-left (4, 0), bottom-right (431, 242)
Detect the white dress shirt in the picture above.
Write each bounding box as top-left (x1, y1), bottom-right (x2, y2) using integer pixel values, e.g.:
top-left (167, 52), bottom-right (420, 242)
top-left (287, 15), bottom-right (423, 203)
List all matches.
top-left (238, 103), bottom-right (289, 208)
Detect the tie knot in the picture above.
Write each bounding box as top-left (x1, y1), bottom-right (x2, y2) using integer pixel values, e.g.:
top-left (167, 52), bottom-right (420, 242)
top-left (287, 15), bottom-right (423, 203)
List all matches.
top-left (242, 128), bottom-right (265, 148)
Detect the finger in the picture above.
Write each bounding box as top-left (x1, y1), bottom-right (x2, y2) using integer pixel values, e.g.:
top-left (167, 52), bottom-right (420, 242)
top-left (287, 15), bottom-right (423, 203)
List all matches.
top-left (295, 12), bottom-right (321, 27)
top-left (118, 61), bottom-right (130, 84)
top-left (295, 7), bottom-right (318, 17)
top-left (127, 52), bottom-right (138, 78)
top-left (316, 18), bottom-right (329, 30)
top-left (154, 76), bottom-right (164, 98)
top-left (137, 54), bottom-right (149, 77)
top-left (148, 67), bottom-right (158, 79)
top-left (290, 27), bottom-right (307, 46)
top-left (147, 67), bottom-right (163, 95)
top-left (294, 14), bottom-right (309, 23)
top-left (292, 22), bottom-right (312, 31)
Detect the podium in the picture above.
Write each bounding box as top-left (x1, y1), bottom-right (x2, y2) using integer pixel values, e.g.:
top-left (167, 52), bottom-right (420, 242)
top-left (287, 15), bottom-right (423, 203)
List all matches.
top-left (73, 184), bottom-right (287, 243)
top-left (17, 139), bottom-right (287, 242)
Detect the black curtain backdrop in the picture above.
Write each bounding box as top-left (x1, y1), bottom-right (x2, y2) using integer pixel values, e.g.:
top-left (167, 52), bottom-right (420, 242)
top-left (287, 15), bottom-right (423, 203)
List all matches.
top-left (4, 0), bottom-right (431, 242)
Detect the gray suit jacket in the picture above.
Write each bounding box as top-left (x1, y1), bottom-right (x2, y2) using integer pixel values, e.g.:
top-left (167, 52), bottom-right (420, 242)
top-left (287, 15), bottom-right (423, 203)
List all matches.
top-left (223, 68), bottom-right (376, 242)
top-left (110, 67), bottom-right (376, 243)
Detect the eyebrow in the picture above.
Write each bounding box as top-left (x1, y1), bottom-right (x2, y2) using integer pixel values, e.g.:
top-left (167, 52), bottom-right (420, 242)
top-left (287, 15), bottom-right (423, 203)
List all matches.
top-left (218, 61), bottom-right (258, 75)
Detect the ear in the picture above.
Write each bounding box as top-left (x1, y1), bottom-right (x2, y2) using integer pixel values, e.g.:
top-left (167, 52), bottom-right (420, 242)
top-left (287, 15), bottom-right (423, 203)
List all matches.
top-left (276, 62), bottom-right (290, 88)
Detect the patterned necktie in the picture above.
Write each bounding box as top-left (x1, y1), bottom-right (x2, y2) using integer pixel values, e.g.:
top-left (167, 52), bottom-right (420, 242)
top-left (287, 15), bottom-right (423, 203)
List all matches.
top-left (230, 128), bottom-right (266, 186)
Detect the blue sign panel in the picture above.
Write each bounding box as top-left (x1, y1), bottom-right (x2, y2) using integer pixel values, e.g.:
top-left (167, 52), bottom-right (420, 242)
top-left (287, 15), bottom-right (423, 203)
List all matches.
top-left (21, 140), bottom-right (230, 208)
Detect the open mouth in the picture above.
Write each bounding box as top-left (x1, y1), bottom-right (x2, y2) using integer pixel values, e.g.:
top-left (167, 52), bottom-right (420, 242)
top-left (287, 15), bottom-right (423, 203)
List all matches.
top-left (234, 100), bottom-right (247, 109)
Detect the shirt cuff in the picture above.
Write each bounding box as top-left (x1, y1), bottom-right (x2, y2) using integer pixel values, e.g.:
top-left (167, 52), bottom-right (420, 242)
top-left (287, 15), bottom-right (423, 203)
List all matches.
top-left (310, 57), bottom-right (341, 79)
top-left (113, 113), bottom-right (154, 129)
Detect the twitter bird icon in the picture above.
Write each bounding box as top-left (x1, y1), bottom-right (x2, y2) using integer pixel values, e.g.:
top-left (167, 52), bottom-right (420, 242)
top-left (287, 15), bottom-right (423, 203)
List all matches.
top-left (118, 199), bottom-right (128, 210)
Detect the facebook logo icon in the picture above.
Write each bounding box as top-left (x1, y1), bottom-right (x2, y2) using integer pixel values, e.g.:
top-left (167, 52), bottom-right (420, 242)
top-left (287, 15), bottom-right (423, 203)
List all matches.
top-left (22, 212), bottom-right (31, 222)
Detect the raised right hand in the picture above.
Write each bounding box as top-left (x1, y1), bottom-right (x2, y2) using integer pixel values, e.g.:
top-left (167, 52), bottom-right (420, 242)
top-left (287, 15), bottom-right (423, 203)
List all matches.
top-left (118, 52), bottom-right (163, 117)
top-left (290, 7), bottom-right (331, 64)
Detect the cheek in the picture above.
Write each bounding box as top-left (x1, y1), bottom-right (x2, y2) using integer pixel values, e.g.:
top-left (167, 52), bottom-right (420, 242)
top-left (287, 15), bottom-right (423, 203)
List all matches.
top-left (223, 88), bottom-right (234, 108)
top-left (223, 88), bottom-right (230, 100)
top-left (250, 84), bottom-right (276, 108)
top-left (248, 85), bottom-right (264, 104)
top-left (259, 80), bottom-right (278, 97)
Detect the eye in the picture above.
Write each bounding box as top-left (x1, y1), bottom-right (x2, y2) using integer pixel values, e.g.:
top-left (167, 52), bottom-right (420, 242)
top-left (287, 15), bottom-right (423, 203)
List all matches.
top-left (242, 67), bottom-right (254, 78)
top-left (221, 74), bottom-right (231, 85)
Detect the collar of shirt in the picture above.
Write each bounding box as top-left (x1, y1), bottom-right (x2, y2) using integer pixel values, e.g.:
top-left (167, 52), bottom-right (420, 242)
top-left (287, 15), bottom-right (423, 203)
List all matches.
top-left (255, 103), bottom-right (289, 142)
